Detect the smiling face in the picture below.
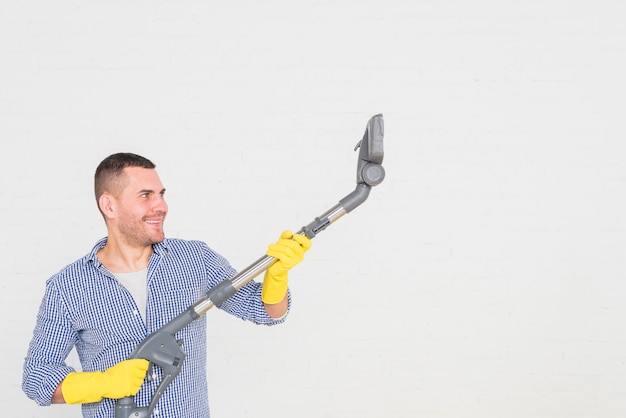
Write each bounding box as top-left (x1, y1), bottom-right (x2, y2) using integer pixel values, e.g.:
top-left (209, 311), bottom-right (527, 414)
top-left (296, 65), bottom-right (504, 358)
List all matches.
top-left (101, 166), bottom-right (168, 247)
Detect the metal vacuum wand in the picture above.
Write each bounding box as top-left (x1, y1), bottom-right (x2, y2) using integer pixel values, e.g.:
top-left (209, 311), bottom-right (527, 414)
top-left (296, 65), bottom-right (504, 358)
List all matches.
top-left (115, 113), bottom-right (385, 418)
top-left (197, 113), bottom-right (384, 315)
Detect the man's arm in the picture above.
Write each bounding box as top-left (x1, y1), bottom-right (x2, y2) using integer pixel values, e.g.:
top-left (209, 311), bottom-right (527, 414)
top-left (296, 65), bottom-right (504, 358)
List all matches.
top-left (263, 293), bottom-right (289, 318)
top-left (51, 382), bottom-right (65, 404)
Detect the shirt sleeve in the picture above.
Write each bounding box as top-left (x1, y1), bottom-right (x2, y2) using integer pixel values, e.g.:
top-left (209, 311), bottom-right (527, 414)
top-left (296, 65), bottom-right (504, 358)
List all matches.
top-left (199, 242), bottom-right (289, 325)
top-left (22, 278), bottom-right (77, 406)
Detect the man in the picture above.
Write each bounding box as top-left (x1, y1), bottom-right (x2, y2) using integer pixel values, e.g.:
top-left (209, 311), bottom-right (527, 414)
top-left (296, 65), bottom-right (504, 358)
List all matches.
top-left (22, 152), bottom-right (312, 417)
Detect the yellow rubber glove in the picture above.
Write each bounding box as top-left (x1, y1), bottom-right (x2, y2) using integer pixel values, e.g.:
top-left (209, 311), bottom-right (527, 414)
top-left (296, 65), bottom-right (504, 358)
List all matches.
top-left (262, 230), bottom-right (312, 304)
top-left (62, 359), bottom-right (149, 404)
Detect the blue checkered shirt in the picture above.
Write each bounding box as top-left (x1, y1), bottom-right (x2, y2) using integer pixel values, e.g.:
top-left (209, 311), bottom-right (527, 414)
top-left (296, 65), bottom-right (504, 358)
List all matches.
top-left (22, 237), bottom-right (288, 417)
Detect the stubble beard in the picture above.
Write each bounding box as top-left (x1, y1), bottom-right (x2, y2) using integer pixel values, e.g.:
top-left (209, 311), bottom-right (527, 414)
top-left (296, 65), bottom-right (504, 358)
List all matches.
top-left (119, 217), bottom-right (166, 247)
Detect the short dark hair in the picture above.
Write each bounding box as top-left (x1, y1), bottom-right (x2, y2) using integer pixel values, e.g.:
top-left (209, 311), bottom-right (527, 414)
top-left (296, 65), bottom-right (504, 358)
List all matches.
top-left (94, 152), bottom-right (156, 209)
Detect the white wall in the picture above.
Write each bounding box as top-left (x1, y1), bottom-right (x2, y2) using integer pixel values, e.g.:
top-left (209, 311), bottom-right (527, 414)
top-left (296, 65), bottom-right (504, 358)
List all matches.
top-left (2, 1), bottom-right (625, 417)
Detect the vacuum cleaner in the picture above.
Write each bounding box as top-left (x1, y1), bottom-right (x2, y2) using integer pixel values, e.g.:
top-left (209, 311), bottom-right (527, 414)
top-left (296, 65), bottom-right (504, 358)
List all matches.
top-left (115, 113), bottom-right (385, 418)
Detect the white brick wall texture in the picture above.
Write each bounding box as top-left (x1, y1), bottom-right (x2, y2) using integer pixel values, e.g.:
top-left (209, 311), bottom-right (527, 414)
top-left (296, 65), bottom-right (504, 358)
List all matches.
top-left (2, 1), bottom-right (625, 417)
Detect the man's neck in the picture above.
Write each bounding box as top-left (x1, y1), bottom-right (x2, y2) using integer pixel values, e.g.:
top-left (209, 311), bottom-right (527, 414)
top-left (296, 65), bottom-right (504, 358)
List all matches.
top-left (97, 236), bottom-right (154, 273)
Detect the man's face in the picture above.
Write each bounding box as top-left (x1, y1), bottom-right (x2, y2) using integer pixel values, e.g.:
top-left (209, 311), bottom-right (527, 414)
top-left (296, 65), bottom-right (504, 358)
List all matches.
top-left (113, 166), bottom-right (168, 247)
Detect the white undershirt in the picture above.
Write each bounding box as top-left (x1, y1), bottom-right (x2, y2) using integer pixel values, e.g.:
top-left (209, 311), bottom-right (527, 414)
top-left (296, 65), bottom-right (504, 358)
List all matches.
top-left (114, 268), bottom-right (148, 323)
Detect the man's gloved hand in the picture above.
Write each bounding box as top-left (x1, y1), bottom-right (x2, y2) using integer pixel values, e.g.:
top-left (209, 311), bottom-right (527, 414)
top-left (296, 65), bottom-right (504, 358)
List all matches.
top-left (62, 359), bottom-right (149, 404)
top-left (262, 230), bottom-right (312, 304)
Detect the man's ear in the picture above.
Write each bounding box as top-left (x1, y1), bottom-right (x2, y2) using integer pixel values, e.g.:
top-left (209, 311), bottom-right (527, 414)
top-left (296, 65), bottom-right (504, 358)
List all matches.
top-left (98, 193), bottom-right (115, 219)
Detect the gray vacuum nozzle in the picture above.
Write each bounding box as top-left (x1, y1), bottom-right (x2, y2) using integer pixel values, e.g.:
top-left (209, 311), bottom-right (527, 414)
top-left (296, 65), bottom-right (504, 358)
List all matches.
top-left (355, 113), bottom-right (385, 187)
top-left (340, 114), bottom-right (385, 213)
